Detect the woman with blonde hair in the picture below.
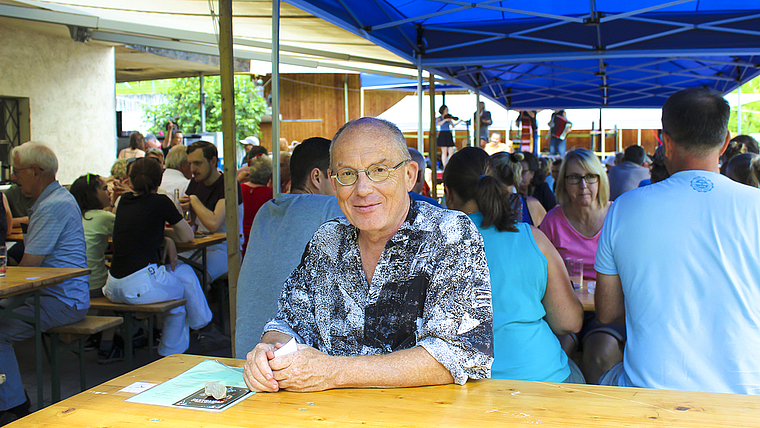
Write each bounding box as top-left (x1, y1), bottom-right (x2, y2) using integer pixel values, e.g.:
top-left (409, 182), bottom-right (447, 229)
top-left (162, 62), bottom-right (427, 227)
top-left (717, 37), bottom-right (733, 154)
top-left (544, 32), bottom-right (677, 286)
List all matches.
top-left (540, 148), bottom-right (622, 384)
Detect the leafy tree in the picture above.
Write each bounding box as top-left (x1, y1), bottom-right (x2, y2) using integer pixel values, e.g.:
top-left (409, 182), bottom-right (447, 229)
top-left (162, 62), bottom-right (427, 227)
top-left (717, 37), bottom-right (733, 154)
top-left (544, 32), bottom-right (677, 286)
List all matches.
top-left (143, 76), bottom-right (266, 141)
top-left (729, 76), bottom-right (760, 136)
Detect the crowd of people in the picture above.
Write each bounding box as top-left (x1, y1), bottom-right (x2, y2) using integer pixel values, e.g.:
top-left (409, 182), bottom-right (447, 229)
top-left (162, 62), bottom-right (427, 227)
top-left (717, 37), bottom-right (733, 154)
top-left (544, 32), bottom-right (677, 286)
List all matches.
top-left (1, 86), bottom-right (760, 425)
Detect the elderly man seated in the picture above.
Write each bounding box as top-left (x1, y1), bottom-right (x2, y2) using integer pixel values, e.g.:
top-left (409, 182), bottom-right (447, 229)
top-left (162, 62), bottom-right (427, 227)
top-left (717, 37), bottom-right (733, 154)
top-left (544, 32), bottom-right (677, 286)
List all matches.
top-left (0, 142), bottom-right (88, 423)
top-left (243, 117), bottom-right (493, 392)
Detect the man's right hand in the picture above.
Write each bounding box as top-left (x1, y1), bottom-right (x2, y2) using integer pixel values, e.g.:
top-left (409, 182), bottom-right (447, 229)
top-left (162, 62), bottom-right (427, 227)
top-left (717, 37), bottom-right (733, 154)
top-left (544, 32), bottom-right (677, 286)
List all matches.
top-left (243, 343), bottom-right (280, 392)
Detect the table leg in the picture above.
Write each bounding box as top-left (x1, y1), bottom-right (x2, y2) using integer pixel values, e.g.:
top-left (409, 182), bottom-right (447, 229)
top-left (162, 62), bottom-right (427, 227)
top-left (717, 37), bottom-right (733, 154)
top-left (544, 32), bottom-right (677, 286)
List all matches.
top-left (34, 291), bottom-right (43, 408)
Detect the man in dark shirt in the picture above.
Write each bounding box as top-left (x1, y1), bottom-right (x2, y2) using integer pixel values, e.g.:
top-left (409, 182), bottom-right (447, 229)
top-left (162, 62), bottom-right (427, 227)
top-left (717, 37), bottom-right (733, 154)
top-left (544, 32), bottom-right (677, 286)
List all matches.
top-left (179, 141), bottom-right (243, 282)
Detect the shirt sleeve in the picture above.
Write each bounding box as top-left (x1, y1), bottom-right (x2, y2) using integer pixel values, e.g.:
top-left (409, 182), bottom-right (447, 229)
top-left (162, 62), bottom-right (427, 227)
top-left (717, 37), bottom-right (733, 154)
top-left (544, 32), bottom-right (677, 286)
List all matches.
top-left (263, 241), bottom-right (317, 346)
top-left (159, 194), bottom-right (183, 225)
top-left (25, 205), bottom-right (62, 256)
top-left (417, 214), bottom-right (494, 384)
top-left (594, 203), bottom-right (618, 276)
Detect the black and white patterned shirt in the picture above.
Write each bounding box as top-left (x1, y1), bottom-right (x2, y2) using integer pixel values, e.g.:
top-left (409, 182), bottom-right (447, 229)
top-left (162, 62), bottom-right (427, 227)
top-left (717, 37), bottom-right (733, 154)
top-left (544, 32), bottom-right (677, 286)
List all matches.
top-left (265, 199), bottom-right (493, 384)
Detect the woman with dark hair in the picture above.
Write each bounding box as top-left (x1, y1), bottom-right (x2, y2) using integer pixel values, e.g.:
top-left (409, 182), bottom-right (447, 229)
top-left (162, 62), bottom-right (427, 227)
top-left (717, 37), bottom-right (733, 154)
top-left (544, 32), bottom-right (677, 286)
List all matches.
top-left (69, 173), bottom-right (114, 293)
top-left (436, 105), bottom-right (461, 168)
top-left (516, 151), bottom-right (557, 212)
top-left (726, 153), bottom-right (760, 188)
top-left (721, 135), bottom-right (760, 175)
top-left (491, 151), bottom-right (546, 226)
top-left (103, 158), bottom-right (215, 356)
top-left (443, 147), bottom-right (584, 383)
top-left (118, 132), bottom-right (146, 159)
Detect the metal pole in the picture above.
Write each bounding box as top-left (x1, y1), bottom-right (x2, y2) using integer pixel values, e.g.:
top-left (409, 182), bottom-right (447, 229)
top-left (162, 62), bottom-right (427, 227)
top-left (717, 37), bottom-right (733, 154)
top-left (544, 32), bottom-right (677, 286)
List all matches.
top-left (417, 61), bottom-right (423, 153)
top-left (200, 73), bottom-right (206, 133)
top-left (599, 108), bottom-right (603, 153)
top-left (344, 74), bottom-right (349, 123)
top-left (360, 87), bottom-right (365, 117)
top-left (738, 85), bottom-right (743, 134)
top-left (218, 0), bottom-right (241, 358)
top-left (429, 75), bottom-right (437, 199)
top-left (475, 89), bottom-right (481, 147)
top-left (271, 0), bottom-right (281, 199)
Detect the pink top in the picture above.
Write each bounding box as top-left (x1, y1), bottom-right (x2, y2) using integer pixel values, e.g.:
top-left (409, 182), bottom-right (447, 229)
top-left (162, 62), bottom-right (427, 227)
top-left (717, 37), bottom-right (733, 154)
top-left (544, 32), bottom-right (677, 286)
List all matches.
top-left (539, 206), bottom-right (602, 281)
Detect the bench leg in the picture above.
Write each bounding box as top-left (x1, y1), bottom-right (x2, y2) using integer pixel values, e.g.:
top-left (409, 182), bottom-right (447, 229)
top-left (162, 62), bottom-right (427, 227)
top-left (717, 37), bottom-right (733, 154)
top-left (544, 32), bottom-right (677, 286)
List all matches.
top-left (78, 337), bottom-right (86, 391)
top-left (123, 312), bottom-right (135, 370)
top-left (50, 333), bottom-right (61, 404)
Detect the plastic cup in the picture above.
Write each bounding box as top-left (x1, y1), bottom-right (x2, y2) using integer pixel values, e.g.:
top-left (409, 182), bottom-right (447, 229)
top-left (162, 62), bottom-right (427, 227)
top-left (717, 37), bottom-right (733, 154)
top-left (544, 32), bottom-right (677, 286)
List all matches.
top-left (565, 257), bottom-right (583, 290)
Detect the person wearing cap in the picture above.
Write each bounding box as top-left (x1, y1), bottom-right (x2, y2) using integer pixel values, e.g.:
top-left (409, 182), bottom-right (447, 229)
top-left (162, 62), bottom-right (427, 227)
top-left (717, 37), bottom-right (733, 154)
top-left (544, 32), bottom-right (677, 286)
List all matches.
top-left (602, 154), bottom-right (617, 172)
top-left (239, 136), bottom-right (260, 168)
top-left (607, 145), bottom-right (650, 200)
top-left (595, 87), bottom-right (760, 394)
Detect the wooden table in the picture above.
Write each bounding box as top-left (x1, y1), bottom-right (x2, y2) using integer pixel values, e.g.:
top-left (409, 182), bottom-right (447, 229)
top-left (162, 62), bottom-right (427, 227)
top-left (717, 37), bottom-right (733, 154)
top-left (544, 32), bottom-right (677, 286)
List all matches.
top-left (176, 233), bottom-right (226, 288)
top-left (11, 354), bottom-right (760, 427)
top-left (575, 288), bottom-right (595, 312)
top-left (0, 267), bottom-right (91, 406)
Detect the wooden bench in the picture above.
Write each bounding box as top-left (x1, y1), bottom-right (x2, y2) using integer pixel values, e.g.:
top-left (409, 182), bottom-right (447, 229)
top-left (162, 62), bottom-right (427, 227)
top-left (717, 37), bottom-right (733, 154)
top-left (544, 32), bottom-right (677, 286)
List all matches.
top-left (89, 297), bottom-right (187, 369)
top-left (44, 316), bottom-right (124, 403)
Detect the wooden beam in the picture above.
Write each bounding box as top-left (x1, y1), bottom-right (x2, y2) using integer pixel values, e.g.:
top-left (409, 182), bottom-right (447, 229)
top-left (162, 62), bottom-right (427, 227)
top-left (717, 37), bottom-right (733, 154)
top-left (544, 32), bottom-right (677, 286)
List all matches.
top-left (218, 0), bottom-right (241, 358)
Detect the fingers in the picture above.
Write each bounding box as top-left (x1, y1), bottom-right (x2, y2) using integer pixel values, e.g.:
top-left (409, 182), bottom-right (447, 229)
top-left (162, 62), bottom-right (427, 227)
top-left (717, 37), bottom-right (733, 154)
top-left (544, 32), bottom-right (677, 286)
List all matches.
top-left (242, 344), bottom-right (279, 392)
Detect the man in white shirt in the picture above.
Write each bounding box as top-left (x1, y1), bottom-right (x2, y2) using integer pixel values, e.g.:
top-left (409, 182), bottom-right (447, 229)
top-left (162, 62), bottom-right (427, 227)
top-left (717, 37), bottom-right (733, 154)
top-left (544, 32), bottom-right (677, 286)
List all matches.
top-left (595, 87), bottom-right (760, 395)
top-left (160, 145), bottom-right (191, 211)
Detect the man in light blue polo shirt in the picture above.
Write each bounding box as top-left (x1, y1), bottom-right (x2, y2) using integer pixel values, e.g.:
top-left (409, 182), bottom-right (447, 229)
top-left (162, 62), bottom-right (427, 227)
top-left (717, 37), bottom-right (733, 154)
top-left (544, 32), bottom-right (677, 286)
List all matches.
top-left (0, 142), bottom-right (88, 423)
top-left (595, 88), bottom-right (760, 395)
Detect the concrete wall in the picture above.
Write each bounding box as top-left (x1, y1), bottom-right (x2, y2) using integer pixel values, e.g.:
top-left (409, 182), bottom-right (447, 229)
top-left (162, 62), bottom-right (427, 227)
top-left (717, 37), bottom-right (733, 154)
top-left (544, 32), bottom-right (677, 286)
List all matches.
top-left (0, 19), bottom-right (116, 184)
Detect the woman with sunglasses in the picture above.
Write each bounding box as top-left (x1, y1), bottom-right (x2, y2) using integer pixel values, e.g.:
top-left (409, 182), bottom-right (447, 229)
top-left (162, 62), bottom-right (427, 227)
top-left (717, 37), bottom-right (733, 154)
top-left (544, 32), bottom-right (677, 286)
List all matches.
top-left (540, 148), bottom-right (622, 385)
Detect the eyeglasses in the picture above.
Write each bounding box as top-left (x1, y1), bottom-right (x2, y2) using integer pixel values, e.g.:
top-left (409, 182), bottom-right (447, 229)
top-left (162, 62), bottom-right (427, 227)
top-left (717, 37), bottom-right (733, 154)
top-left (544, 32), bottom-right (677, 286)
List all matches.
top-left (11, 165), bottom-right (43, 174)
top-left (331, 160), bottom-right (408, 186)
top-left (565, 174), bottom-right (599, 185)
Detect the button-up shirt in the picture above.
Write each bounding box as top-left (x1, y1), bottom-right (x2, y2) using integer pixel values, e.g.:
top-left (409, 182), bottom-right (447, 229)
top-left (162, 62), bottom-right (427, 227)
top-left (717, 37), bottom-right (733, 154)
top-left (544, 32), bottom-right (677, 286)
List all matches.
top-left (265, 200), bottom-right (493, 384)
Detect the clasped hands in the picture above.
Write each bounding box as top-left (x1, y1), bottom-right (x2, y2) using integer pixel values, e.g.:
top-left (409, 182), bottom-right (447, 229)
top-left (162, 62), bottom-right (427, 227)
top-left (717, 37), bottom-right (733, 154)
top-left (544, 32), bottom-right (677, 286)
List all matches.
top-left (243, 341), bottom-right (336, 393)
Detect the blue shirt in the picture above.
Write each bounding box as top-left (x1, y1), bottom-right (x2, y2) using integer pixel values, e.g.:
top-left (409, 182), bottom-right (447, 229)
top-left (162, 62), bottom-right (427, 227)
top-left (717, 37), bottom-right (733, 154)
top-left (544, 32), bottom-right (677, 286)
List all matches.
top-left (470, 214), bottom-right (570, 382)
top-left (596, 171), bottom-right (760, 394)
top-left (409, 191), bottom-right (441, 207)
top-left (25, 181), bottom-right (89, 310)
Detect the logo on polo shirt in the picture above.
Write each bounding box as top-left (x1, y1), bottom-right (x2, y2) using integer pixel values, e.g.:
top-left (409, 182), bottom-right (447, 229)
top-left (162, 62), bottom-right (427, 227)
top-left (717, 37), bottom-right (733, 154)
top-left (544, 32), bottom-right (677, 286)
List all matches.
top-left (690, 176), bottom-right (714, 193)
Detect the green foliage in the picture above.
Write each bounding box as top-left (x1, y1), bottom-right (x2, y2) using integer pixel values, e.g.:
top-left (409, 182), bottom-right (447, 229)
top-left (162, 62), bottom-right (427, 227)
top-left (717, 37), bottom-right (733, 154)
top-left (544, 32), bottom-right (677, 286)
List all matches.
top-left (142, 76), bottom-right (266, 141)
top-left (729, 76), bottom-right (760, 136)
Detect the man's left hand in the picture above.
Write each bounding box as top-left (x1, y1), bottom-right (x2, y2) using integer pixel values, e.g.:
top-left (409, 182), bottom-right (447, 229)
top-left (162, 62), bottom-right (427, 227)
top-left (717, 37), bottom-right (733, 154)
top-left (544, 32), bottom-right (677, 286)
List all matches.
top-left (269, 345), bottom-right (336, 392)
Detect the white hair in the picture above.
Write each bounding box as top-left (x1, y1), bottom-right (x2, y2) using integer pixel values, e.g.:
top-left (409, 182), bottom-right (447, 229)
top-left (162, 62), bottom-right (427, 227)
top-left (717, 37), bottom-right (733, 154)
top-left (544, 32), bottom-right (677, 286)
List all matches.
top-left (11, 141), bottom-right (58, 175)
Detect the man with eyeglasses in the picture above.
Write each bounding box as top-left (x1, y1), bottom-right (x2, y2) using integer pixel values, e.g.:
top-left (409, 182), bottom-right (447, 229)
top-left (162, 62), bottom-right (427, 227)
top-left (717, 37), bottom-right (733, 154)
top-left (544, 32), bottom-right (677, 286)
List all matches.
top-left (243, 117), bottom-right (493, 393)
top-left (1, 142), bottom-right (88, 423)
top-left (595, 88), bottom-right (760, 394)
top-left (607, 145), bottom-right (651, 201)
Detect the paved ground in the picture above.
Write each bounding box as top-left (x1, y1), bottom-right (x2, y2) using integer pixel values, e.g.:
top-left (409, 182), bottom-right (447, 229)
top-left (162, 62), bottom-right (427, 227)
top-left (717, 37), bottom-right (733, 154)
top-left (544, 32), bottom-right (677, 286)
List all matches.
top-left (16, 285), bottom-right (233, 412)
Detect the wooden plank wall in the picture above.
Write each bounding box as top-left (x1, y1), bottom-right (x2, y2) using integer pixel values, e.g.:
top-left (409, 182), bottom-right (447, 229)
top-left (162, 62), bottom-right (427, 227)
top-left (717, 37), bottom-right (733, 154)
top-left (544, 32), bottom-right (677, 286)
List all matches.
top-left (260, 73), bottom-right (361, 149)
top-left (363, 90), bottom-right (409, 118)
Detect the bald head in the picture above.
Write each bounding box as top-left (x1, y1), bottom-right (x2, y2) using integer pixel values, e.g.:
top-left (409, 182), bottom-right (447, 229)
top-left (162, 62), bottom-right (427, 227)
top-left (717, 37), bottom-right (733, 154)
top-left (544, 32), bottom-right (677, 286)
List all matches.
top-left (331, 117), bottom-right (411, 169)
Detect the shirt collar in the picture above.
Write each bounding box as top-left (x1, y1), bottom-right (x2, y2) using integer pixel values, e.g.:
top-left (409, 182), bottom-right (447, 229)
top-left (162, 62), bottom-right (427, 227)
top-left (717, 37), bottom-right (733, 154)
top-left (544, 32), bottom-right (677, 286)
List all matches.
top-left (28, 181), bottom-right (61, 216)
top-left (342, 195), bottom-right (419, 250)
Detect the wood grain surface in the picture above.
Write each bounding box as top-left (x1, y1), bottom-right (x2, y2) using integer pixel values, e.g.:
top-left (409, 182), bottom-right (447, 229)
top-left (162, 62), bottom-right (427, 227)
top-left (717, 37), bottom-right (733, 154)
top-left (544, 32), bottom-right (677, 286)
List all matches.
top-left (0, 267), bottom-right (91, 298)
top-left (10, 354), bottom-right (760, 427)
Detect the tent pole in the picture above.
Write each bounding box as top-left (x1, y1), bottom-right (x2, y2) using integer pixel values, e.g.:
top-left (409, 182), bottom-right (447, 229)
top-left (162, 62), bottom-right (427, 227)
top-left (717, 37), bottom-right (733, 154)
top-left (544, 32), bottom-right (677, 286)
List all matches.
top-left (738, 85), bottom-right (742, 134)
top-left (360, 87), bottom-right (365, 117)
top-left (271, 0), bottom-right (280, 199)
top-left (429, 75), bottom-right (437, 199)
top-left (475, 89), bottom-right (480, 147)
top-left (344, 74), bottom-right (349, 123)
top-left (200, 73), bottom-right (206, 133)
top-left (599, 108), bottom-right (603, 153)
top-left (417, 60), bottom-right (423, 153)
top-left (218, 0), bottom-right (241, 358)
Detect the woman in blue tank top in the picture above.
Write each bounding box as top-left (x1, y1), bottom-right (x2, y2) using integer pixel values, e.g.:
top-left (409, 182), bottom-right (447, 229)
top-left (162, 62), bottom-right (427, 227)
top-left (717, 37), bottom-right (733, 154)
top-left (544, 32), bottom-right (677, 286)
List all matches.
top-left (443, 147), bottom-right (585, 383)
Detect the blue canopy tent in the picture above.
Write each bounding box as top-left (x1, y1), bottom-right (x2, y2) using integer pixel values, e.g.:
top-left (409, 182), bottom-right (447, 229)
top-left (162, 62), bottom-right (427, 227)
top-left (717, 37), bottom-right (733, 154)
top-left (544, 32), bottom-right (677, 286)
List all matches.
top-left (287, 0), bottom-right (760, 109)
